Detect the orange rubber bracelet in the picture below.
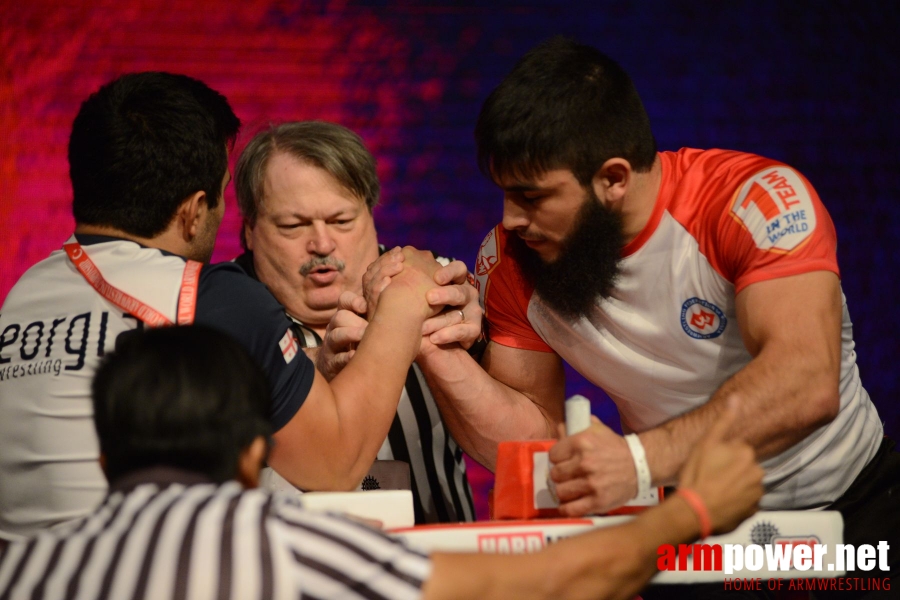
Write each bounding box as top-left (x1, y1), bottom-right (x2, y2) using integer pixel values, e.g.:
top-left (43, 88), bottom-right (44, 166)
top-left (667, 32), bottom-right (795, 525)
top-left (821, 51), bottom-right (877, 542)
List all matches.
top-left (677, 488), bottom-right (712, 539)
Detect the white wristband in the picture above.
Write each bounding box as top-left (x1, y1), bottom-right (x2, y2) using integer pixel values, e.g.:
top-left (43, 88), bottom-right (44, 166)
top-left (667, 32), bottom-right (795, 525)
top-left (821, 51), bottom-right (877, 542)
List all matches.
top-left (624, 433), bottom-right (652, 499)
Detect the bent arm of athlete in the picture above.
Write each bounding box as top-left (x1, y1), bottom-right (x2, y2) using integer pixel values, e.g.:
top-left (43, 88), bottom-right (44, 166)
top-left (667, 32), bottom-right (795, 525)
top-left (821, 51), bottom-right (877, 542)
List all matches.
top-left (423, 404), bottom-right (765, 600)
top-left (268, 248), bottom-right (443, 490)
top-left (550, 270), bottom-right (842, 515)
top-left (417, 339), bottom-right (565, 471)
top-left (326, 248), bottom-right (566, 472)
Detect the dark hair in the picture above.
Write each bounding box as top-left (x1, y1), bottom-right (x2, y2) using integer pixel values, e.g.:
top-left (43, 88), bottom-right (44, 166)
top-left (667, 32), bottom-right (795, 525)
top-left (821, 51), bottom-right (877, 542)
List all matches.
top-left (475, 37), bottom-right (657, 186)
top-left (69, 72), bottom-right (241, 238)
top-left (92, 326), bottom-right (271, 483)
top-left (235, 121), bottom-right (379, 249)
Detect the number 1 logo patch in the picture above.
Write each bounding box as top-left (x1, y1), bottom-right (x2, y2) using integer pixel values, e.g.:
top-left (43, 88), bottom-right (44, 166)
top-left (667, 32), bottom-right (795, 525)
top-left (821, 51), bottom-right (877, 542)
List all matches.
top-left (731, 167), bottom-right (816, 253)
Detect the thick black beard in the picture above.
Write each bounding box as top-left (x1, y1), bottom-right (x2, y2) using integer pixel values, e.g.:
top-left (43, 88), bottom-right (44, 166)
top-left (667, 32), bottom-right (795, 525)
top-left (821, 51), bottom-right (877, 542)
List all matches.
top-left (509, 193), bottom-right (624, 320)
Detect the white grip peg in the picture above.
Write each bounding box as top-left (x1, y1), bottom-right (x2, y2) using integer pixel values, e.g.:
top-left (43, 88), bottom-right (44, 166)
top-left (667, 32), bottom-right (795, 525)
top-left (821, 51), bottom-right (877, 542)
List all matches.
top-left (565, 395), bottom-right (592, 436)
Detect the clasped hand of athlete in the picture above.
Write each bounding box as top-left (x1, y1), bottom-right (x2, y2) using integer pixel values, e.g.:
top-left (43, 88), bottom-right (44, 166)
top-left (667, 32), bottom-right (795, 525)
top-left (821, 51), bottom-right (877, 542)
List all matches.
top-left (550, 397), bottom-right (763, 527)
top-left (549, 416), bottom-right (640, 516)
top-left (315, 246), bottom-right (483, 380)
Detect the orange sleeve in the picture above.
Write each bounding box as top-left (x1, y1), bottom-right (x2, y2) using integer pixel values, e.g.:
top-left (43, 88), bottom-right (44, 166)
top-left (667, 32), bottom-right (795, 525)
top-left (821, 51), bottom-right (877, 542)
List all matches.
top-left (717, 165), bottom-right (839, 294)
top-left (666, 151), bottom-right (840, 294)
top-left (473, 226), bottom-right (553, 353)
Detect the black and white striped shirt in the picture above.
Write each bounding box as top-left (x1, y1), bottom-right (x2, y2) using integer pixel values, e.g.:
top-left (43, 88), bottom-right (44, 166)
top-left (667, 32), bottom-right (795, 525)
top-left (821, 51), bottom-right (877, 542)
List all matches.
top-left (0, 468), bottom-right (431, 600)
top-left (235, 251), bottom-right (475, 525)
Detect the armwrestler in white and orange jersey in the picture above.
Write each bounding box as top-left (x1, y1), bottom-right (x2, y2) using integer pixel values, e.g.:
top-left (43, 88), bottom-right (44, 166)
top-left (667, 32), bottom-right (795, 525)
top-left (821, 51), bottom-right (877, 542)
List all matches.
top-left (383, 38), bottom-right (899, 592)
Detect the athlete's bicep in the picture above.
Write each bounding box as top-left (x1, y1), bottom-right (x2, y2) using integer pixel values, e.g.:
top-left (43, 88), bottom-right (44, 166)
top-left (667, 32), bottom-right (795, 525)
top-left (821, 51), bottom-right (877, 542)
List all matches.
top-left (482, 340), bottom-right (565, 427)
top-left (268, 369), bottom-right (359, 490)
top-left (735, 270), bottom-right (842, 367)
top-left (705, 269), bottom-right (845, 457)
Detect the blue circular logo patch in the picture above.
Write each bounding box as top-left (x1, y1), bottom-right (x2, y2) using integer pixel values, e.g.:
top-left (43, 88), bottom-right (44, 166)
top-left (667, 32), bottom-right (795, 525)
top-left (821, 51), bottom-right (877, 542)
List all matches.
top-left (680, 298), bottom-right (727, 339)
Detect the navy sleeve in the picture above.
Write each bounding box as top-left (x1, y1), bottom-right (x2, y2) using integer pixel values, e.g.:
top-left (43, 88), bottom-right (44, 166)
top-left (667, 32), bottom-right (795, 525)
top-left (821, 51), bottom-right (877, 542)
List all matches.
top-left (195, 263), bottom-right (314, 432)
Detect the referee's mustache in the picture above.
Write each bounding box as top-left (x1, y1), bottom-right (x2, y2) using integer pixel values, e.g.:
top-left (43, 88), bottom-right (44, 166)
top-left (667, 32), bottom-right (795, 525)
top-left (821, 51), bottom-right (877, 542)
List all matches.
top-left (300, 256), bottom-right (346, 276)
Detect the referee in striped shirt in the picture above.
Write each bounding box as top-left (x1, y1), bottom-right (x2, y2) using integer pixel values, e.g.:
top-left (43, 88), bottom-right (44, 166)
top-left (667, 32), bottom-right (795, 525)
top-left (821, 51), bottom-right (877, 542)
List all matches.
top-left (0, 325), bottom-right (765, 600)
top-left (233, 121), bottom-right (475, 524)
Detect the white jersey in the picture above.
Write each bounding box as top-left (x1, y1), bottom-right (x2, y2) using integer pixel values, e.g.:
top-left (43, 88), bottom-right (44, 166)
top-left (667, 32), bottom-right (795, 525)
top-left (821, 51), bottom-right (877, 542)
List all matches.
top-left (476, 148), bottom-right (883, 509)
top-left (0, 236), bottom-right (194, 540)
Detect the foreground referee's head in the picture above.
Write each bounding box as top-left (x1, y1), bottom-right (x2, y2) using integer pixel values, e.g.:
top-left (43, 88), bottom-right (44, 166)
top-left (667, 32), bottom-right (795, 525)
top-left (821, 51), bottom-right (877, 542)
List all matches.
top-left (91, 326), bottom-right (272, 487)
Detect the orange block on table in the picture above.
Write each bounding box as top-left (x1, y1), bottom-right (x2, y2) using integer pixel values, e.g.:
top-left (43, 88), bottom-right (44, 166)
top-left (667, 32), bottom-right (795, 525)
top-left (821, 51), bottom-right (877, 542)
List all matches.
top-left (492, 440), bottom-right (663, 520)
top-left (493, 440), bottom-right (558, 520)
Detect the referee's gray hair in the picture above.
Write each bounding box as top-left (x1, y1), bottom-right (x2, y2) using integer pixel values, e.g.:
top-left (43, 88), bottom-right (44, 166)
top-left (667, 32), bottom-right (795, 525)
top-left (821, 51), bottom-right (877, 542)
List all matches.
top-left (235, 121), bottom-right (380, 249)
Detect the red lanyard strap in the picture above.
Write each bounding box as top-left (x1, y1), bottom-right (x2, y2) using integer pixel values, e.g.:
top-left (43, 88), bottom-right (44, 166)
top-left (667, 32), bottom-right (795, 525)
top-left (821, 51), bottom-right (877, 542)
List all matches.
top-left (64, 242), bottom-right (202, 327)
top-left (177, 261), bottom-right (202, 325)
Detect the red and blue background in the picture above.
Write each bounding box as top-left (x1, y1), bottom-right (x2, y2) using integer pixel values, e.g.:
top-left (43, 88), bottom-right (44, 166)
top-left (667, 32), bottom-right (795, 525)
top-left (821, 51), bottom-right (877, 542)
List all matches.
top-left (3, 0), bottom-right (898, 518)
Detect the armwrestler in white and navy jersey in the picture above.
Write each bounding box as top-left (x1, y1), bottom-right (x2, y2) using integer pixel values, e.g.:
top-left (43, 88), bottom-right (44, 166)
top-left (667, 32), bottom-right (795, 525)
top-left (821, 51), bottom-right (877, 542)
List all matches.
top-left (0, 73), bottom-right (456, 541)
top-left (0, 235), bottom-right (313, 540)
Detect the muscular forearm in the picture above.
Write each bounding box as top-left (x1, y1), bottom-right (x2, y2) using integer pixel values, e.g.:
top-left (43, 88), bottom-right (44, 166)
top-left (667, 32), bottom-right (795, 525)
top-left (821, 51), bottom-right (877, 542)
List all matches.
top-left (327, 288), bottom-right (429, 482)
top-left (271, 286), bottom-right (430, 491)
top-left (425, 495), bottom-right (700, 600)
top-left (418, 345), bottom-right (561, 470)
top-left (641, 343), bottom-right (839, 486)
